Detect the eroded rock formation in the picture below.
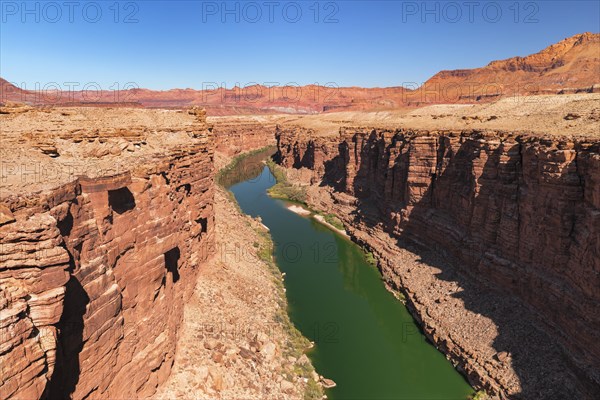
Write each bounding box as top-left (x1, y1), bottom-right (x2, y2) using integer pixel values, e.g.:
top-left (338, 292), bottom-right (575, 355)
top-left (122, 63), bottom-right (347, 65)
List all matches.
top-left (0, 109), bottom-right (214, 399)
top-left (212, 121), bottom-right (277, 155)
top-left (276, 127), bottom-right (600, 398)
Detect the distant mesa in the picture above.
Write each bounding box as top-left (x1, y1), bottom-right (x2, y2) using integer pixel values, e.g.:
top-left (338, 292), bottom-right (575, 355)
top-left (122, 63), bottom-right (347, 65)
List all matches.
top-left (1, 33), bottom-right (598, 114)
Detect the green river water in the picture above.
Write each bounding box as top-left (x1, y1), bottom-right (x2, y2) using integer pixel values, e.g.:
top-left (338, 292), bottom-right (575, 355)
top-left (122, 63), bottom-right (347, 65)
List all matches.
top-left (225, 153), bottom-right (473, 400)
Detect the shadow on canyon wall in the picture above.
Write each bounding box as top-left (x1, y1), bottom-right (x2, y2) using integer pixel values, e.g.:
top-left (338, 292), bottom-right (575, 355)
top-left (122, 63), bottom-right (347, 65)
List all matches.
top-left (43, 208), bottom-right (89, 400)
top-left (316, 132), bottom-right (597, 399)
top-left (43, 275), bottom-right (89, 400)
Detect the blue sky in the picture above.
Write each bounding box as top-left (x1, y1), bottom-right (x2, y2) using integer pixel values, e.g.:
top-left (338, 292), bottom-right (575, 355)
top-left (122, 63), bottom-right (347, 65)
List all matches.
top-left (1, 1), bottom-right (599, 90)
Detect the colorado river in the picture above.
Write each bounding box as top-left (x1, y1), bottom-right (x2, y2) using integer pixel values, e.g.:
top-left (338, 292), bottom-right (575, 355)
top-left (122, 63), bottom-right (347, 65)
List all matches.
top-left (225, 154), bottom-right (473, 399)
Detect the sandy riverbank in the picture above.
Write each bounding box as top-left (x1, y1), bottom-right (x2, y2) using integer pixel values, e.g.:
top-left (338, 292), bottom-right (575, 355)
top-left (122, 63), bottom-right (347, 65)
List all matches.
top-left (286, 204), bottom-right (350, 238)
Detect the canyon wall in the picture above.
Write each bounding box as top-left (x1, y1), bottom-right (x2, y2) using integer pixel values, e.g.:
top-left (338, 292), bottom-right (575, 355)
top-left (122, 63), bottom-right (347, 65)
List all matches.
top-left (0, 115), bottom-right (215, 399)
top-left (276, 127), bottom-right (600, 397)
top-left (213, 122), bottom-right (277, 155)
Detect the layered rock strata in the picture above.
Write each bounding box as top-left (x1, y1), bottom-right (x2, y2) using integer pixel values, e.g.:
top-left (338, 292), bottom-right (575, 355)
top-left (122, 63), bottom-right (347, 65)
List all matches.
top-left (153, 186), bottom-right (321, 400)
top-left (212, 121), bottom-right (277, 156)
top-left (0, 108), bottom-right (215, 399)
top-left (276, 127), bottom-right (600, 399)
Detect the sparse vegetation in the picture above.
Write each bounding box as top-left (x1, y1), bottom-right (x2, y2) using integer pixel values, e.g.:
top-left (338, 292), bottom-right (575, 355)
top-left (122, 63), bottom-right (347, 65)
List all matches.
top-left (364, 251), bottom-right (378, 267)
top-left (217, 150), bottom-right (323, 400)
top-left (304, 378), bottom-right (323, 400)
top-left (217, 146), bottom-right (276, 211)
top-left (265, 159), bottom-right (307, 203)
top-left (253, 226), bottom-right (323, 400)
top-left (323, 213), bottom-right (344, 230)
top-left (216, 146), bottom-right (275, 187)
top-left (469, 390), bottom-right (489, 400)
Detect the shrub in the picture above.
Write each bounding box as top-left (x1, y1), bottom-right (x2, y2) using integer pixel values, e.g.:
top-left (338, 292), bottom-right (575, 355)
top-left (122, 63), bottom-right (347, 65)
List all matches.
top-left (304, 378), bottom-right (322, 400)
top-left (364, 251), bottom-right (377, 267)
top-left (323, 213), bottom-right (344, 230)
top-left (469, 390), bottom-right (489, 400)
top-left (265, 159), bottom-right (307, 203)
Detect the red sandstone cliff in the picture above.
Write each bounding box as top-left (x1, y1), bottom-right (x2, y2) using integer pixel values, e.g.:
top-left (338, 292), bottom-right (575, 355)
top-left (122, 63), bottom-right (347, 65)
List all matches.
top-left (0, 111), bottom-right (215, 399)
top-left (275, 128), bottom-right (600, 398)
top-left (212, 121), bottom-right (277, 155)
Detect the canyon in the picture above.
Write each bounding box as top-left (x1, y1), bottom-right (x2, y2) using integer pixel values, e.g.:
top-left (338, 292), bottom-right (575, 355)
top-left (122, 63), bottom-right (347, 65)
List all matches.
top-left (1, 90), bottom-right (599, 399)
top-left (272, 101), bottom-right (600, 398)
top-left (0, 106), bottom-right (281, 399)
top-left (1, 32), bottom-right (599, 399)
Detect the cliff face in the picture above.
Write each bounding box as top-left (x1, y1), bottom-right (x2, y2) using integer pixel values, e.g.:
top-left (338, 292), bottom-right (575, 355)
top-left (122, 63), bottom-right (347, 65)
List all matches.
top-left (406, 32), bottom-right (600, 103)
top-left (0, 112), bottom-right (215, 399)
top-left (276, 128), bottom-right (600, 397)
top-left (213, 122), bottom-right (277, 156)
